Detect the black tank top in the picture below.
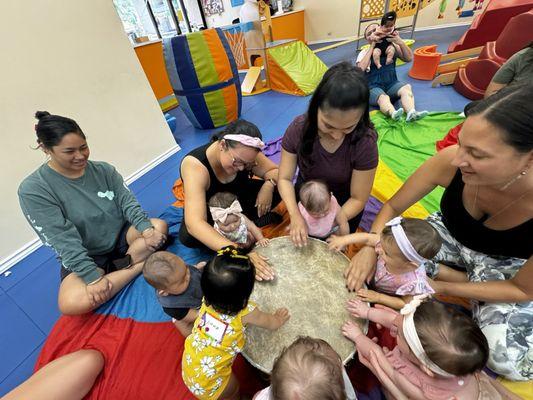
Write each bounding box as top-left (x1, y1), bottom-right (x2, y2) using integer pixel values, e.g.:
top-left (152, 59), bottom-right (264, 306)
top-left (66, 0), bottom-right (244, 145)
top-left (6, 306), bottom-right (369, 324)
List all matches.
top-left (180, 143), bottom-right (251, 223)
top-left (440, 170), bottom-right (532, 259)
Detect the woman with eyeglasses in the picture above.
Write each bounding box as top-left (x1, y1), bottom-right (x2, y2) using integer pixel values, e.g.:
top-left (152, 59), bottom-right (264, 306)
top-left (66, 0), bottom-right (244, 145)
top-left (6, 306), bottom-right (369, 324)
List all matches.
top-left (178, 119), bottom-right (281, 281)
top-left (278, 62), bottom-right (378, 247)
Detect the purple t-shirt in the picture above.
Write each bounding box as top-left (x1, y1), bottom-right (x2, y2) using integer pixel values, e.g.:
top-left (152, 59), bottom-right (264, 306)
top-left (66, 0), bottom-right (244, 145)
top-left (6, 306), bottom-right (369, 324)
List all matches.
top-left (282, 114), bottom-right (378, 202)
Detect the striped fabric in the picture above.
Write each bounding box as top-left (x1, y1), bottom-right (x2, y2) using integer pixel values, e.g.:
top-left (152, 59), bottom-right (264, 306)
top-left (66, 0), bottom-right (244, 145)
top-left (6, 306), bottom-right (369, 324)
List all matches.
top-left (163, 29), bottom-right (241, 129)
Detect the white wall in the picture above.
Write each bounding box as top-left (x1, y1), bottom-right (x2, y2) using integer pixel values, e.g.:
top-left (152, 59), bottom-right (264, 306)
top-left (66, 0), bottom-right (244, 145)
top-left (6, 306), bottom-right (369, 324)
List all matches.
top-left (0, 0), bottom-right (177, 265)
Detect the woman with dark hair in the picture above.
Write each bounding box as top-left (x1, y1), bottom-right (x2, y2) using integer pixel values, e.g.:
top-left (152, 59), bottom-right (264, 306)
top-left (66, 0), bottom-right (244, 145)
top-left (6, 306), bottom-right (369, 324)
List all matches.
top-left (484, 41), bottom-right (533, 98)
top-left (178, 119), bottom-right (281, 280)
top-left (347, 84), bottom-right (533, 381)
top-left (18, 111), bottom-right (168, 315)
top-left (278, 62), bottom-right (378, 247)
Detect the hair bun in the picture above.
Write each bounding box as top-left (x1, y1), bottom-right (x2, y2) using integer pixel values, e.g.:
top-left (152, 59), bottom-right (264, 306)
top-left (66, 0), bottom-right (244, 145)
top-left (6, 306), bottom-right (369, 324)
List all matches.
top-left (35, 111), bottom-right (51, 120)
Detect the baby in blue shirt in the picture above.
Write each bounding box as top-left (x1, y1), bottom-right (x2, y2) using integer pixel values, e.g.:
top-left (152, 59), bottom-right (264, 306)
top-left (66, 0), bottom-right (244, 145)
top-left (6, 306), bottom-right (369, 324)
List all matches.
top-left (143, 251), bottom-right (206, 337)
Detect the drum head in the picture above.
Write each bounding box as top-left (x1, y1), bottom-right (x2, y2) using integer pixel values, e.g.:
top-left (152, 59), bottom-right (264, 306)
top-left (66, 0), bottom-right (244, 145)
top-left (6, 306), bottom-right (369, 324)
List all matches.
top-left (242, 236), bottom-right (368, 373)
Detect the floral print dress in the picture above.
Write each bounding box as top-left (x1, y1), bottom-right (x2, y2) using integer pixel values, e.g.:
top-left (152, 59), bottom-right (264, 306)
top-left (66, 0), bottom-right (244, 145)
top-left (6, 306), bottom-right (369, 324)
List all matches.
top-left (182, 300), bottom-right (256, 399)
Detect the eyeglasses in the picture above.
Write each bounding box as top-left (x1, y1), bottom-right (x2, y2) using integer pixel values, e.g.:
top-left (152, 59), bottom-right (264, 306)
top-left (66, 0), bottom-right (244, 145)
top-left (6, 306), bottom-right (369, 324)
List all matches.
top-left (227, 146), bottom-right (257, 170)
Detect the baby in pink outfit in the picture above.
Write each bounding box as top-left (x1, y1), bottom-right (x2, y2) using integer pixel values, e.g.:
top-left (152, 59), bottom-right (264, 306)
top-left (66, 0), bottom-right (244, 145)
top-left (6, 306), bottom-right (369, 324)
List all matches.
top-left (342, 297), bottom-right (519, 400)
top-left (298, 180), bottom-right (349, 239)
top-left (328, 217), bottom-right (440, 309)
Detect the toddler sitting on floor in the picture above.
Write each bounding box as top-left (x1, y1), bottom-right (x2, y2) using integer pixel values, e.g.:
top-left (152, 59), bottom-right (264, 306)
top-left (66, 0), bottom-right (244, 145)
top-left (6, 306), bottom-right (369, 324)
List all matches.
top-left (143, 251), bottom-right (205, 337)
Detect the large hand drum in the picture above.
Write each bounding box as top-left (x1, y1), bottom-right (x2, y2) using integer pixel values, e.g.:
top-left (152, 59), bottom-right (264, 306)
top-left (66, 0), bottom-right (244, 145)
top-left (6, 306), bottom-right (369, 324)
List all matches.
top-left (243, 237), bottom-right (368, 373)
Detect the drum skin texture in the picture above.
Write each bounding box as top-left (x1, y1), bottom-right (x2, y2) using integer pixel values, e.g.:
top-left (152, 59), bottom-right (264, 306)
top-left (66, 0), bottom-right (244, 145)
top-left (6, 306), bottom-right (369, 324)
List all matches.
top-left (243, 236), bottom-right (368, 373)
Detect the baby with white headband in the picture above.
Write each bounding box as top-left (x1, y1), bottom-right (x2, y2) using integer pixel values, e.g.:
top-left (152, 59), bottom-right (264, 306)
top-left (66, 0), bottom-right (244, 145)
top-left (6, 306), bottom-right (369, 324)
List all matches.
top-left (342, 296), bottom-right (518, 400)
top-left (209, 192), bottom-right (269, 248)
top-left (328, 217), bottom-right (441, 309)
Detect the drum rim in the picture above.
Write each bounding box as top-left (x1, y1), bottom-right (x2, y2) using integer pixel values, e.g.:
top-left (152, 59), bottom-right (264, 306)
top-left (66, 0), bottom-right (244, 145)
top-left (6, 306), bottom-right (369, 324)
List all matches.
top-left (242, 236), bottom-right (369, 374)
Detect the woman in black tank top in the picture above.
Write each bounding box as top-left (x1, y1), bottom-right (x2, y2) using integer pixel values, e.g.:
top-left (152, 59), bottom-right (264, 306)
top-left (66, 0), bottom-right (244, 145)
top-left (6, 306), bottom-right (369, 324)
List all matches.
top-left (346, 84), bottom-right (533, 381)
top-left (179, 120), bottom-right (281, 281)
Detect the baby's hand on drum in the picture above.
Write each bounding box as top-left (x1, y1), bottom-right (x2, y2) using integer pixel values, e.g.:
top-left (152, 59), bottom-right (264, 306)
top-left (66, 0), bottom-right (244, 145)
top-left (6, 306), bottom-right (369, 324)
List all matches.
top-left (249, 251), bottom-right (275, 281)
top-left (346, 298), bottom-right (370, 319)
top-left (273, 308), bottom-right (290, 328)
top-left (327, 235), bottom-right (347, 252)
top-left (257, 238), bottom-right (270, 247)
top-left (342, 320), bottom-right (364, 343)
top-left (357, 289), bottom-right (381, 304)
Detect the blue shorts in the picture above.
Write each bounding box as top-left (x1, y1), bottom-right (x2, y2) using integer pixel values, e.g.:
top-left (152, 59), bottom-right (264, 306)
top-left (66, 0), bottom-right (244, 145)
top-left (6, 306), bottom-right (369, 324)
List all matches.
top-left (369, 81), bottom-right (407, 106)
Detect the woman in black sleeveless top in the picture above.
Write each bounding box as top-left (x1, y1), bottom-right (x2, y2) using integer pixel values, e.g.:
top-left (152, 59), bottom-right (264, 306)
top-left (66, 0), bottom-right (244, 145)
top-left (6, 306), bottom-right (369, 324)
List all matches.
top-left (347, 84), bottom-right (533, 381)
top-left (179, 120), bottom-right (281, 280)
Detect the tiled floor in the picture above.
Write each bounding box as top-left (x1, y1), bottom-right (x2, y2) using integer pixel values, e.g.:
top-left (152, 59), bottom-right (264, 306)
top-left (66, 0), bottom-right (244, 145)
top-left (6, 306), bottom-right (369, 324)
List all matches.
top-left (0, 25), bottom-right (469, 395)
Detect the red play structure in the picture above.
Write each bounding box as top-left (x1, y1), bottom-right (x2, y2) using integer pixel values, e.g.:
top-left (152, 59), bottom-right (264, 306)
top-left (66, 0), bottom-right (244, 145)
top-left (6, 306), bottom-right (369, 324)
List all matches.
top-left (453, 8), bottom-right (533, 99)
top-left (448, 0), bottom-right (533, 53)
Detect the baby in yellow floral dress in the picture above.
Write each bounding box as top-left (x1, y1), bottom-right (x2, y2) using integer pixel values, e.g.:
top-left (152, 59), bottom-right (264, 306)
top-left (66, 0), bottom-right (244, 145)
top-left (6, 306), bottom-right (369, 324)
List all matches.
top-left (182, 246), bottom-right (290, 399)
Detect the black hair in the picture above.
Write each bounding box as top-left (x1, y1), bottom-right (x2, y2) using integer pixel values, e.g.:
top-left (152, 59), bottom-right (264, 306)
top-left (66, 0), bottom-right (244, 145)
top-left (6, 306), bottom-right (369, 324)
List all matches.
top-left (468, 83), bottom-right (533, 153)
top-left (414, 301), bottom-right (489, 376)
top-left (381, 11), bottom-right (397, 26)
top-left (211, 119), bottom-right (262, 149)
top-left (201, 246), bottom-right (255, 315)
top-left (34, 111), bottom-right (85, 149)
top-left (299, 62), bottom-right (372, 169)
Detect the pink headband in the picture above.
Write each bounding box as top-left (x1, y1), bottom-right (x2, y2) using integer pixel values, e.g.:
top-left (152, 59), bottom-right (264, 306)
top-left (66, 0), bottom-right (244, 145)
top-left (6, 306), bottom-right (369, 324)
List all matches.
top-left (223, 134), bottom-right (265, 150)
top-left (210, 200), bottom-right (243, 223)
top-left (385, 217), bottom-right (427, 265)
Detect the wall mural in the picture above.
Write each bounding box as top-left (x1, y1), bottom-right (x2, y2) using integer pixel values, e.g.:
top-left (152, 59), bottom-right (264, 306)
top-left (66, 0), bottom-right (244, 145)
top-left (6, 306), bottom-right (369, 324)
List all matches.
top-left (202, 0), bottom-right (224, 16)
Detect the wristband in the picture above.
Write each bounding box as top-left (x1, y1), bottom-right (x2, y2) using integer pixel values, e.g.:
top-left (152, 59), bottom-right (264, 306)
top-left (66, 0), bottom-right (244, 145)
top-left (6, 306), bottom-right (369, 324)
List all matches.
top-left (265, 178), bottom-right (276, 187)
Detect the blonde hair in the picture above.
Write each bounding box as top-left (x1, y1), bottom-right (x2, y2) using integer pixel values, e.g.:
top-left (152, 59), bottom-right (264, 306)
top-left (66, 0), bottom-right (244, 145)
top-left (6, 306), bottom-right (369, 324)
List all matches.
top-left (271, 337), bottom-right (346, 400)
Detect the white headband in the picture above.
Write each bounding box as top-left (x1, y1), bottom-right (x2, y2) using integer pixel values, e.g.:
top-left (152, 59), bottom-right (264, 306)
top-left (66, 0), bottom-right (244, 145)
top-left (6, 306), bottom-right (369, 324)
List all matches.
top-left (400, 295), bottom-right (455, 378)
top-left (385, 217), bottom-right (427, 265)
top-left (209, 200), bottom-right (242, 223)
top-left (223, 134), bottom-right (265, 150)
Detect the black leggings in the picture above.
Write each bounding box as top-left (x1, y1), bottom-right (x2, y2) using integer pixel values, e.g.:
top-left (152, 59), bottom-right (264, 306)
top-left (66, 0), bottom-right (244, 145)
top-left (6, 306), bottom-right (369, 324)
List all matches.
top-left (179, 179), bottom-right (282, 248)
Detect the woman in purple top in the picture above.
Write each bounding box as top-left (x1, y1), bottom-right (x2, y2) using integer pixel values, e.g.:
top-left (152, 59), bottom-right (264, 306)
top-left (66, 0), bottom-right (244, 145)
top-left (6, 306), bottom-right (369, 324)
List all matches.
top-left (278, 62), bottom-right (379, 247)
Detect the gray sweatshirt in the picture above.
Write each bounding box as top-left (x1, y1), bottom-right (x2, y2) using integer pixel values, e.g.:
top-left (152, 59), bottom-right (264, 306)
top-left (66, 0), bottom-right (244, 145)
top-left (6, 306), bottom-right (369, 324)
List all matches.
top-left (18, 161), bottom-right (152, 283)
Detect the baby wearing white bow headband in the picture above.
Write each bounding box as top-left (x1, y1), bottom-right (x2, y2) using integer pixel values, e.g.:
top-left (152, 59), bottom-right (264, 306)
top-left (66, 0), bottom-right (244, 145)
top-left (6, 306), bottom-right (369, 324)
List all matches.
top-left (209, 192), bottom-right (269, 249)
top-left (341, 296), bottom-right (518, 400)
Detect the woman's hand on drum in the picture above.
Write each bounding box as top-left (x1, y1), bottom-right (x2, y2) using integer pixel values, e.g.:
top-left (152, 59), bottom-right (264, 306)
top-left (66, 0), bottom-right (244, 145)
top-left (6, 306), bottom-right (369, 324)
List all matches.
top-left (86, 276), bottom-right (113, 306)
top-left (272, 307), bottom-right (290, 329)
top-left (327, 235), bottom-right (349, 252)
top-left (255, 182), bottom-right (274, 217)
top-left (346, 298), bottom-right (371, 319)
top-left (142, 227), bottom-right (167, 251)
top-left (345, 246), bottom-right (377, 291)
top-left (248, 251), bottom-right (275, 281)
top-left (288, 213), bottom-right (308, 247)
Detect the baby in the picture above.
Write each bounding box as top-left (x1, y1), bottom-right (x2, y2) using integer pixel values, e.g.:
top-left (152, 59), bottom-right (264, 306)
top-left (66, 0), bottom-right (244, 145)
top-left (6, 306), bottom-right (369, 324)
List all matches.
top-left (182, 246), bottom-right (289, 400)
top-left (298, 180), bottom-right (349, 240)
top-left (371, 11), bottom-right (398, 69)
top-left (328, 217), bottom-right (441, 309)
top-left (209, 192), bottom-right (269, 248)
top-left (143, 251), bottom-right (205, 337)
top-left (343, 296), bottom-right (520, 399)
top-left (254, 336), bottom-right (357, 400)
